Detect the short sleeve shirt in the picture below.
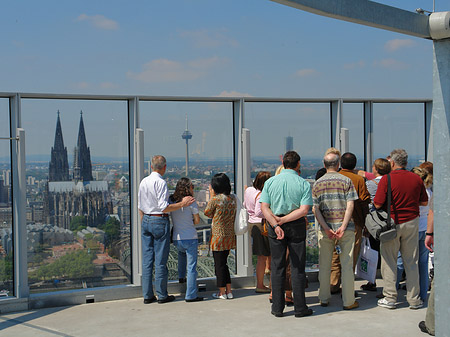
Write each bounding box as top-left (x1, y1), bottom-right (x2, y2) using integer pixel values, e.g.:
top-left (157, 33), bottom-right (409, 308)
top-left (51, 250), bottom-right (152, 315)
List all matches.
top-left (170, 200), bottom-right (199, 240)
top-left (373, 169), bottom-right (428, 224)
top-left (260, 169), bottom-right (313, 215)
top-left (312, 172), bottom-right (358, 231)
top-left (138, 172), bottom-right (169, 214)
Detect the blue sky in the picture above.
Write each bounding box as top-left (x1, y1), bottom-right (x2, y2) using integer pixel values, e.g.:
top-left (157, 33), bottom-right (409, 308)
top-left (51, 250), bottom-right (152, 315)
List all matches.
top-left (0, 1), bottom-right (440, 160)
top-left (1, 0), bottom-right (436, 98)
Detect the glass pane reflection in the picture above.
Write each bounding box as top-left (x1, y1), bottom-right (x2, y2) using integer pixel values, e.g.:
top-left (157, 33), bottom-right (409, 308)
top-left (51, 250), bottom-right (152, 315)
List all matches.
top-left (373, 103), bottom-right (425, 168)
top-left (245, 102), bottom-right (331, 271)
top-left (140, 100), bottom-right (235, 279)
top-left (22, 99), bottom-right (131, 293)
top-left (0, 99), bottom-right (13, 297)
top-left (342, 103), bottom-right (364, 170)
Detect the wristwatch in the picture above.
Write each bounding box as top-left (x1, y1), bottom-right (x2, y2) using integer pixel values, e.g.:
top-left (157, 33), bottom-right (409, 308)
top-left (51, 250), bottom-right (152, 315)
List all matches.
top-left (425, 232), bottom-right (434, 236)
top-left (273, 224), bottom-right (279, 230)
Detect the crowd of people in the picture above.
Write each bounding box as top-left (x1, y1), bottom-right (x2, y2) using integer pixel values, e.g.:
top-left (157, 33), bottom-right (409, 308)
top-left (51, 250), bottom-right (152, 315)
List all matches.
top-left (138, 149), bottom-right (435, 334)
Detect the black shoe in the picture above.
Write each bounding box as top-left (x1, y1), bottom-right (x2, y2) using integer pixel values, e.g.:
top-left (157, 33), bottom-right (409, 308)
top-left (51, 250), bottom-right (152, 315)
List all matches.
top-left (360, 282), bottom-right (377, 291)
top-left (271, 311), bottom-right (283, 317)
top-left (185, 296), bottom-right (204, 303)
top-left (158, 295), bottom-right (176, 304)
top-left (295, 308), bottom-right (313, 318)
top-left (143, 296), bottom-right (157, 304)
top-left (418, 321), bottom-right (434, 335)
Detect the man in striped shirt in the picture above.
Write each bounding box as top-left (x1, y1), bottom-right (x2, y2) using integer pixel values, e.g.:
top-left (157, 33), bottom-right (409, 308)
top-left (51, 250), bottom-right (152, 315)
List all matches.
top-left (312, 152), bottom-right (359, 310)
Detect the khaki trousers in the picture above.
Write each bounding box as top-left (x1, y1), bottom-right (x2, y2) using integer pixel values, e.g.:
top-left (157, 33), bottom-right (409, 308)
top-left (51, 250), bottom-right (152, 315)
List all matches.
top-left (330, 225), bottom-right (362, 291)
top-left (319, 230), bottom-right (355, 307)
top-left (425, 279), bottom-right (435, 335)
top-left (380, 217), bottom-right (421, 305)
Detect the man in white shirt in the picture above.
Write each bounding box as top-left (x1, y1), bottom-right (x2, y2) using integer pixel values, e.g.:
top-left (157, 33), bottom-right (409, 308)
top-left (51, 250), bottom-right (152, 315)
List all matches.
top-left (138, 155), bottom-right (194, 304)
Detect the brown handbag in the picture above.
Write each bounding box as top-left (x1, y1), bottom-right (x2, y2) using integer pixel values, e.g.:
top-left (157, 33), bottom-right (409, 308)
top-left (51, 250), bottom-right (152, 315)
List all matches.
top-left (261, 219), bottom-right (268, 237)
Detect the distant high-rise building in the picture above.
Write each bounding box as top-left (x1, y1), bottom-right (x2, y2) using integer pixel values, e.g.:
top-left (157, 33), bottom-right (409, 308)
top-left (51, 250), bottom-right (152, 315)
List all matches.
top-left (0, 179), bottom-right (7, 204)
top-left (181, 113), bottom-right (193, 176)
top-left (2, 170), bottom-right (11, 186)
top-left (73, 111), bottom-right (93, 182)
top-left (285, 136), bottom-right (293, 152)
top-left (49, 111), bottom-right (70, 182)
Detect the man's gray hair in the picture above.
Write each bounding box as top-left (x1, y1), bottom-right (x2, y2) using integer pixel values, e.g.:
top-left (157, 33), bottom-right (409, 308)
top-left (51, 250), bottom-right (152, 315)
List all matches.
top-left (151, 155), bottom-right (166, 170)
top-left (390, 149), bottom-right (408, 167)
top-left (323, 153), bottom-right (340, 169)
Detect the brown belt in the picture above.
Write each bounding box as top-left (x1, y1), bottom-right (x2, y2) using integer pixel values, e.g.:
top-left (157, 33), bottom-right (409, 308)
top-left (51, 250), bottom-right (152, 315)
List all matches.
top-left (146, 214), bottom-right (169, 218)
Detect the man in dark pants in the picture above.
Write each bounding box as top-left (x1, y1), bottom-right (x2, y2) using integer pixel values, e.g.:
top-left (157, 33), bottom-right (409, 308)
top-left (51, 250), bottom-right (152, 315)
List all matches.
top-left (260, 151), bottom-right (313, 318)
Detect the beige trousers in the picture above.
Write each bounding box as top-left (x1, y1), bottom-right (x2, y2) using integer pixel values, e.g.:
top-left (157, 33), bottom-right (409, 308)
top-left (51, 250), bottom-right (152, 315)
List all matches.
top-left (330, 225), bottom-right (362, 291)
top-left (380, 217), bottom-right (421, 305)
top-left (319, 230), bottom-right (355, 307)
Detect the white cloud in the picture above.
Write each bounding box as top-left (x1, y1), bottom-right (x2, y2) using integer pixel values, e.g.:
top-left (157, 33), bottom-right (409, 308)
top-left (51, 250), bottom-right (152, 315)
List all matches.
top-left (373, 58), bottom-right (408, 70)
top-left (217, 91), bottom-right (253, 97)
top-left (384, 39), bottom-right (415, 52)
top-left (77, 14), bottom-right (119, 30)
top-left (294, 68), bottom-right (317, 77)
top-left (343, 60), bottom-right (365, 69)
top-left (127, 57), bottom-right (226, 83)
top-left (179, 29), bottom-right (238, 48)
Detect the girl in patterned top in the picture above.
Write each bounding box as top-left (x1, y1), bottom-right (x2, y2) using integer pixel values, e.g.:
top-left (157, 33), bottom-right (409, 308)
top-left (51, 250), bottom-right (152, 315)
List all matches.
top-left (204, 173), bottom-right (236, 300)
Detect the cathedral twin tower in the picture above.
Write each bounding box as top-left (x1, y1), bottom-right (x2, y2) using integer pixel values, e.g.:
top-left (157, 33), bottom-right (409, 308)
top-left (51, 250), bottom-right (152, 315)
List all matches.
top-left (49, 111), bottom-right (93, 182)
top-left (46, 111), bottom-right (109, 229)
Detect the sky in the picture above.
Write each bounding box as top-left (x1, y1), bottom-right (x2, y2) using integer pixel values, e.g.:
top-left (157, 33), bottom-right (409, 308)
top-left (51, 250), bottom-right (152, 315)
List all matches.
top-left (0, 0), bottom-right (441, 161)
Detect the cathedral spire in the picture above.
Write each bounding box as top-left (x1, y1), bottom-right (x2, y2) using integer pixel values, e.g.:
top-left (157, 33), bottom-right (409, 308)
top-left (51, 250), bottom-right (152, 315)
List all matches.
top-left (49, 111), bottom-right (70, 182)
top-left (73, 111), bottom-right (93, 182)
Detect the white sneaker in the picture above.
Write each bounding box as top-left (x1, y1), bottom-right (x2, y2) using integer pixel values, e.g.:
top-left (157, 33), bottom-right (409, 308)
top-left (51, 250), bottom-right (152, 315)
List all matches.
top-left (212, 293), bottom-right (227, 300)
top-left (409, 301), bottom-right (423, 310)
top-left (377, 297), bottom-right (396, 309)
top-left (227, 292), bottom-right (234, 299)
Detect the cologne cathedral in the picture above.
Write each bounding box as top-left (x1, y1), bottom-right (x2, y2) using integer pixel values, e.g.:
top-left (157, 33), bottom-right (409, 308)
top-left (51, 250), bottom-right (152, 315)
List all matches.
top-left (44, 111), bottom-right (111, 229)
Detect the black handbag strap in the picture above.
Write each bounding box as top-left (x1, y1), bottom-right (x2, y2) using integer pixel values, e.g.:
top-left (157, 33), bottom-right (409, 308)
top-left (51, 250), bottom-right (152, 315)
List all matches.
top-left (386, 174), bottom-right (398, 227)
top-left (387, 174), bottom-right (391, 226)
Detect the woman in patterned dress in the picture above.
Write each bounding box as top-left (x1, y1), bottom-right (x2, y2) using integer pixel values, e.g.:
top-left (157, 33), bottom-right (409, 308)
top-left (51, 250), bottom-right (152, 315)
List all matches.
top-left (204, 173), bottom-right (237, 300)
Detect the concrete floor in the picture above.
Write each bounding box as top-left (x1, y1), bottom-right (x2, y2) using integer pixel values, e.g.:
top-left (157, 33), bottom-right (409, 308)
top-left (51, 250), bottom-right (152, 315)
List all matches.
top-left (0, 279), bottom-right (427, 337)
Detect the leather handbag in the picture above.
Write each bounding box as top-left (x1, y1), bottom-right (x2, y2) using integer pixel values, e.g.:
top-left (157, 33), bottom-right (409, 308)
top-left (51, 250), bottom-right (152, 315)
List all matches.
top-left (365, 174), bottom-right (397, 243)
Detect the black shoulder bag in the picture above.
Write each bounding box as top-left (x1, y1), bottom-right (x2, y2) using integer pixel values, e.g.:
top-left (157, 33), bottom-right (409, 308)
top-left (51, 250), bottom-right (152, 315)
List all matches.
top-left (365, 174), bottom-right (397, 242)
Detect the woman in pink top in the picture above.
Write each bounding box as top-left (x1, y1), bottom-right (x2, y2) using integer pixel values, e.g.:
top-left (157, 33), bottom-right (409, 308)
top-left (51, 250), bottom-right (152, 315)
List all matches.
top-left (243, 171), bottom-right (271, 293)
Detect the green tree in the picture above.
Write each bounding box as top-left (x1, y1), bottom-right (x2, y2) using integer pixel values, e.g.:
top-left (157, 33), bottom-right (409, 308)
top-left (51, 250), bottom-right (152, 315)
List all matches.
top-left (0, 254), bottom-right (13, 283)
top-left (70, 216), bottom-right (87, 232)
top-left (100, 217), bottom-right (120, 247)
top-left (32, 250), bottom-right (95, 280)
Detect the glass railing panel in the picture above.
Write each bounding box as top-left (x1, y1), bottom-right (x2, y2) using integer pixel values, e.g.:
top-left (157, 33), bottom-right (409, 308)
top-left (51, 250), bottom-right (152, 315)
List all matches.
top-left (21, 99), bottom-right (131, 293)
top-left (140, 100), bottom-right (235, 280)
top-left (245, 102), bottom-right (331, 271)
top-left (342, 103), bottom-right (364, 169)
top-left (0, 99), bottom-right (13, 298)
top-left (373, 103), bottom-right (425, 168)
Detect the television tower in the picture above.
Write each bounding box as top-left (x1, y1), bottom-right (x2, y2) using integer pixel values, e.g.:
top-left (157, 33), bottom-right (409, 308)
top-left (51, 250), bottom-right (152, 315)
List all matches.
top-left (181, 113), bottom-right (192, 176)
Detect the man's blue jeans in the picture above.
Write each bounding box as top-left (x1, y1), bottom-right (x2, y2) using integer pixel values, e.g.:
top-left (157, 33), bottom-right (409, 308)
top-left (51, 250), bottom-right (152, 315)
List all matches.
top-left (174, 239), bottom-right (199, 300)
top-left (141, 215), bottom-right (170, 300)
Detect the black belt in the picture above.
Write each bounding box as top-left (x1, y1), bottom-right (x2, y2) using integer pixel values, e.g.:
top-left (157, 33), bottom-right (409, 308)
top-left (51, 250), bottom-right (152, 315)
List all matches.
top-left (146, 214), bottom-right (169, 218)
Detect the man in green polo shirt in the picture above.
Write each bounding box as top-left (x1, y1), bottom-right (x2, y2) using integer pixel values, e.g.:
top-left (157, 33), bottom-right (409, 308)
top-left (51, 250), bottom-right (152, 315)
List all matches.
top-left (260, 151), bottom-right (313, 318)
